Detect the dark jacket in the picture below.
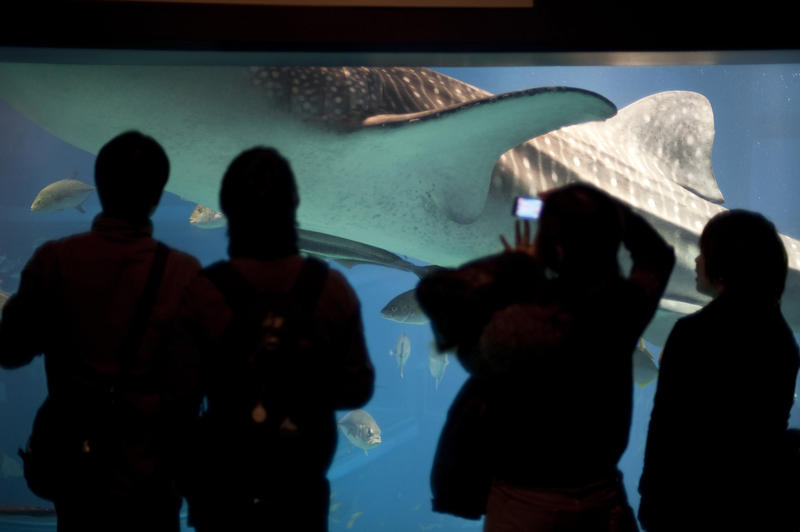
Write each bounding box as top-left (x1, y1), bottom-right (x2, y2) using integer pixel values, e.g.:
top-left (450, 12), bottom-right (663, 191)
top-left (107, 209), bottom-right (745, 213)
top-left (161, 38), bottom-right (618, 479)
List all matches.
top-left (638, 291), bottom-right (800, 531)
top-left (418, 210), bottom-right (675, 489)
top-left (0, 214), bottom-right (201, 506)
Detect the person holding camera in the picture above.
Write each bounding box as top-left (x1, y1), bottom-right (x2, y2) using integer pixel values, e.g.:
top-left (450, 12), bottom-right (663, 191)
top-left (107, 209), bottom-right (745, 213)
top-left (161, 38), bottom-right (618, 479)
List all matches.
top-left (418, 183), bottom-right (675, 532)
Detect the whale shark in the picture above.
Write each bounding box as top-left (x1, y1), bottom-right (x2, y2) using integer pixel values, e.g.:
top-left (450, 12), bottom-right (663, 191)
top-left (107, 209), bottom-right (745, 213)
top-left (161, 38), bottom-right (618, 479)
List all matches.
top-left (490, 89), bottom-right (800, 344)
top-left (0, 64), bottom-right (798, 346)
top-left (0, 64), bottom-right (615, 257)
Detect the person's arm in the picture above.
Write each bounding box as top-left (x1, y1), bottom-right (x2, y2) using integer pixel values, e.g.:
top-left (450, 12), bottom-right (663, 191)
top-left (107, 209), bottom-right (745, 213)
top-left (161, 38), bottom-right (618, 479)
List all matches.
top-left (0, 247), bottom-right (52, 369)
top-left (331, 306), bottom-right (374, 410)
top-left (621, 205), bottom-right (676, 307)
top-left (161, 279), bottom-right (211, 424)
top-left (327, 277), bottom-right (374, 410)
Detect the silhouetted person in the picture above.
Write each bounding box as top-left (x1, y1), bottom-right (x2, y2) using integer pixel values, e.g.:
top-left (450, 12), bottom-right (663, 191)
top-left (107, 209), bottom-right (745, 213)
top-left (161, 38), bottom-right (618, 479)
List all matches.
top-left (638, 209), bottom-right (800, 532)
top-left (417, 183), bottom-right (675, 532)
top-left (0, 131), bottom-right (201, 532)
top-left (171, 147), bottom-right (374, 531)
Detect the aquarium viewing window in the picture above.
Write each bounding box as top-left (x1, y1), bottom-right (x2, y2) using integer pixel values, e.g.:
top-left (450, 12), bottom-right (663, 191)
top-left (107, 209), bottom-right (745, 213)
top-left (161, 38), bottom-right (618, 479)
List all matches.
top-left (0, 2), bottom-right (799, 529)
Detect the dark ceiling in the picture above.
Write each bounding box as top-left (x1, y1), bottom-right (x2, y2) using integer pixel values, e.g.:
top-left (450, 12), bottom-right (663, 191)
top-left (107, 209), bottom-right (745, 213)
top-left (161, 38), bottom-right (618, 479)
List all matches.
top-left (2, 1), bottom-right (798, 64)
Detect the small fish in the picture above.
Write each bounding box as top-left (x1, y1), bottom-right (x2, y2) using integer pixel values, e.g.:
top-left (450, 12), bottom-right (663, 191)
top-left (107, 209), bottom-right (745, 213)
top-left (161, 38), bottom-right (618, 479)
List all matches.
top-left (390, 332), bottom-right (411, 378)
top-left (633, 338), bottom-right (659, 387)
top-left (189, 204), bottom-right (227, 229)
top-left (380, 289), bottom-right (429, 325)
top-left (0, 450), bottom-right (23, 479)
top-left (338, 409), bottom-right (382, 455)
top-left (30, 173), bottom-right (94, 213)
top-left (428, 343), bottom-right (450, 391)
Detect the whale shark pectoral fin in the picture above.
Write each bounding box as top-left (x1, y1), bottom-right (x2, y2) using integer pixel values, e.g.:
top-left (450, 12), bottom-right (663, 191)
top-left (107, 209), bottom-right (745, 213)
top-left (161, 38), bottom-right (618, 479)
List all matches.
top-left (361, 87), bottom-right (617, 224)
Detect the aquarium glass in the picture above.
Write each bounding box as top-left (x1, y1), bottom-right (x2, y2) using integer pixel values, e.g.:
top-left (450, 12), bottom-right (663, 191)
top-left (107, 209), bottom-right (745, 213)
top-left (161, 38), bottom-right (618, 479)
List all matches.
top-left (1, 51), bottom-right (799, 531)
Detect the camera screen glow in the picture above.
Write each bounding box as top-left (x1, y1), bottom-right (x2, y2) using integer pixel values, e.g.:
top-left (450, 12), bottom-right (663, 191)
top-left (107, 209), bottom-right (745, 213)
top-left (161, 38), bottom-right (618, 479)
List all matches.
top-left (514, 197), bottom-right (542, 219)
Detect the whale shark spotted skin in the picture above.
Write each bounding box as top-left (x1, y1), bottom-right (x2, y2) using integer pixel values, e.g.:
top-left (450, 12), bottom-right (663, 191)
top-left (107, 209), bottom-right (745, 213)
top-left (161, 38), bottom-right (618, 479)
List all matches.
top-left (490, 89), bottom-right (800, 344)
top-left (0, 64), bottom-right (614, 255)
top-left (0, 64), bottom-right (798, 345)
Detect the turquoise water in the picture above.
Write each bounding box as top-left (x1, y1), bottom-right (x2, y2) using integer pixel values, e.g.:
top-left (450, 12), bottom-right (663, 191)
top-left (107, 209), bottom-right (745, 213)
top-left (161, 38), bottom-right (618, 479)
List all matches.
top-left (1, 63), bottom-right (800, 531)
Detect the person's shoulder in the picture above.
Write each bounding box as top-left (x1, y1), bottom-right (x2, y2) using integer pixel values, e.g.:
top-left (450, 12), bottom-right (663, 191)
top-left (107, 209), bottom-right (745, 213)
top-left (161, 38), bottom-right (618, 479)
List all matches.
top-left (445, 251), bottom-right (540, 288)
top-left (301, 259), bottom-right (362, 321)
top-left (42, 230), bottom-right (95, 250)
top-left (184, 261), bottom-right (230, 313)
top-left (28, 231), bottom-right (93, 263)
top-left (666, 303), bottom-right (715, 344)
top-left (460, 250), bottom-right (527, 271)
top-left (161, 243), bottom-right (202, 270)
top-left (315, 260), bottom-right (357, 300)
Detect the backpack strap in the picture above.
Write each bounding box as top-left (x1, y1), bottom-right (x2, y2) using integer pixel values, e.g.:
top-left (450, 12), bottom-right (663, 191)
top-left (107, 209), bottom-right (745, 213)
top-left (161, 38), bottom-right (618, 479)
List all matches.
top-left (117, 242), bottom-right (170, 386)
top-left (289, 258), bottom-right (328, 319)
top-left (202, 261), bottom-right (253, 317)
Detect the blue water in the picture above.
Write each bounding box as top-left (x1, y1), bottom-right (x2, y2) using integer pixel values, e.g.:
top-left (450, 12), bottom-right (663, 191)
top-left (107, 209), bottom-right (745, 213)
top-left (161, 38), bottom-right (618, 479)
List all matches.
top-left (1, 63), bottom-right (800, 531)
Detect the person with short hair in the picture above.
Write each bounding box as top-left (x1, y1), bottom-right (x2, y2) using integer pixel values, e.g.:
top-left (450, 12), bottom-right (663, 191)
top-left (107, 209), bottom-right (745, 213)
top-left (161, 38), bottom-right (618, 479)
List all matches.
top-left (172, 146), bottom-right (375, 532)
top-left (0, 130), bottom-right (202, 532)
top-left (638, 209), bottom-right (800, 531)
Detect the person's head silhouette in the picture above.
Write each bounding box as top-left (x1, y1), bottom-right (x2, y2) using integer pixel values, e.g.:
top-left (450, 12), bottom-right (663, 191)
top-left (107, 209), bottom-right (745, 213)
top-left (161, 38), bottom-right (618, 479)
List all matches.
top-left (220, 146), bottom-right (299, 259)
top-left (535, 183), bottom-right (623, 281)
top-left (95, 131), bottom-right (169, 221)
top-left (696, 209), bottom-right (787, 301)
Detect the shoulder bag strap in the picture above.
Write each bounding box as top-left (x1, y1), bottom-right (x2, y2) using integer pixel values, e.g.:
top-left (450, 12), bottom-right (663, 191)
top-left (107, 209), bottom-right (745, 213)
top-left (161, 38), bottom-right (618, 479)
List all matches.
top-left (116, 242), bottom-right (170, 386)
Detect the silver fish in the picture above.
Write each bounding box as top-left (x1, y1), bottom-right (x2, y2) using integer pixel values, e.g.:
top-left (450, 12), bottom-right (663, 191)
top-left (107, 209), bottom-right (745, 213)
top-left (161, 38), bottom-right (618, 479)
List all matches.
top-left (381, 289), bottom-right (428, 325)
top-left (428, 343), bottom-right (450, 391)
top-left (390, 332), bottom-right (411, 378)
top-left (338, 409), bottom-right (382, 455)
top-left (30, 173), bottom-right (94, 213)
